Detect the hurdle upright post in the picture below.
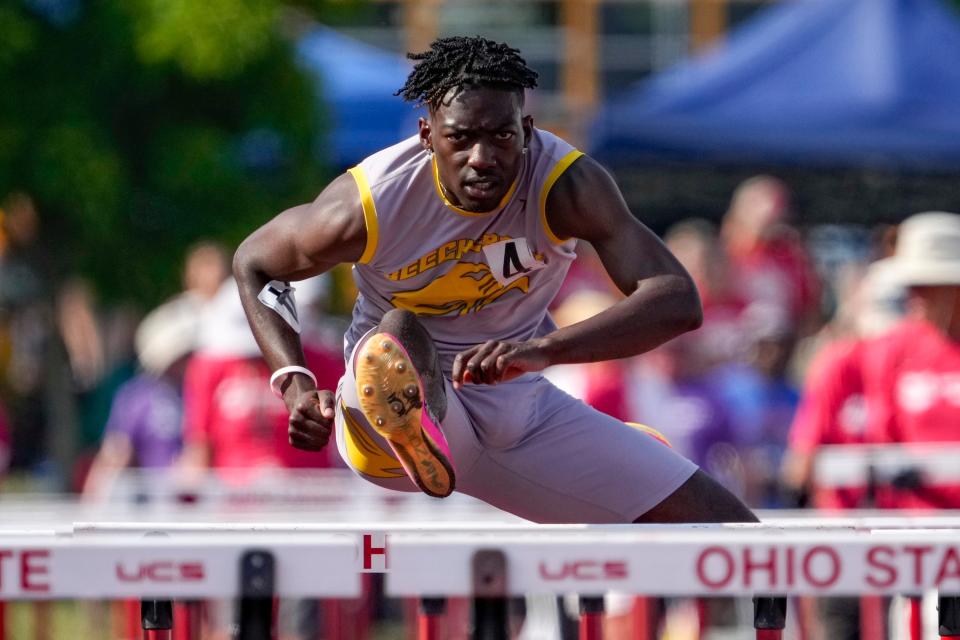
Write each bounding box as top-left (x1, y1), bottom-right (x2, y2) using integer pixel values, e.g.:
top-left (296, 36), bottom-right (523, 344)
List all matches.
top-left (470, 549), bottom-right (509, 640)
top-left (173, 600), bottom-right (202, 640)
top-left (579, 596), bottom-right (604, 640)
top-left (418, 597), bottom-right (446, 640)
top-left (237, 549), bottom-right (276, 640)
top-left (753, 596), bottom-right (787, 640)
top-left (940, 594), bottom-right (960, 638)
top-left (141, 599), bottom-right (173, 640)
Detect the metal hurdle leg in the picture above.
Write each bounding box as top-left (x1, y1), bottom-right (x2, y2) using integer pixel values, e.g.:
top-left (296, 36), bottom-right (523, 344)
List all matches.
top-left (909, 596), bottom-right (923, 640)
top-left (141, 599), bottom-right (173, 640)
top-left (470, 549), bottom-right (509, 640)
top-left (173, 600), bottom-right (202, 640)
top-left (238, 549), bottom-right (276, 640)
top-left (418, 597), bottom-right (446, 640)
top-left (629, 597), bottom-right (655, 640)
top-left (753, 596), bottom-right (787, 640)
top-left (939, 594), bottom-right (960, 638)
top-left (859, 595), bottom-right (886, 640)
top-left (579, 596), bottom-right (604, 640)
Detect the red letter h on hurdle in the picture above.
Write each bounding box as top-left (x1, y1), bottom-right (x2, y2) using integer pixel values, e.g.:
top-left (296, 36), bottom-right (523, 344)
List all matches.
top-left (362, 533), bottom-right (388, 573)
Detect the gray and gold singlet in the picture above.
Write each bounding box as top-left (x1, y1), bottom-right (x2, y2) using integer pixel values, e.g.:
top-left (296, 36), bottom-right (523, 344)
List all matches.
top-left (343, 128), bottom-right (582, 373)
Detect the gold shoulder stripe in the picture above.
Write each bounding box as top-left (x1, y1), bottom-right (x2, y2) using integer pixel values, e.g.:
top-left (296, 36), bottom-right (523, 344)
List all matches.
top-left (539, 149), bottom-right (584, 245)
top-left (348, 166), bottom-right (379, 264)
top-left (625, 421), bottom-right (673, 448)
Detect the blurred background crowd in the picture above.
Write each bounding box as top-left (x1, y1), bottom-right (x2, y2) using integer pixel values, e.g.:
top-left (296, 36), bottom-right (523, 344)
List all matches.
top-left (3, 0), bottom-right (960, 637)
top-left (0, 0), bottom-right (959, 512)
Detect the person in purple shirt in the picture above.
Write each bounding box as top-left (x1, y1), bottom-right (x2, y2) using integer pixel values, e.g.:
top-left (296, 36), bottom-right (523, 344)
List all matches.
top-left (82, 295), bottom-right (199, 500)
top-left (629, 331), bottom-right (736, 484)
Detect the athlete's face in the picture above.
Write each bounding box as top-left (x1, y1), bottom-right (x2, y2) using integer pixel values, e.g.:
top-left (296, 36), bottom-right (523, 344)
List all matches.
top-left (419, 87), bottom-right (533, 213)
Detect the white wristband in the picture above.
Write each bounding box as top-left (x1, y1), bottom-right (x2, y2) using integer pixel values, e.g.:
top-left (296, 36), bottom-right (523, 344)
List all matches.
top-left (270, 365), bottom-right (317, 399)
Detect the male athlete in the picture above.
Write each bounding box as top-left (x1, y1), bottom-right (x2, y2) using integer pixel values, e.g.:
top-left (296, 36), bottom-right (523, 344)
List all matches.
top-left (234, 36), bottom-right (756, 525)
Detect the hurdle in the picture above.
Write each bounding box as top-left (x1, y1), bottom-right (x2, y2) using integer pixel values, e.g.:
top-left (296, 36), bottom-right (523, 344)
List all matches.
top-left (4, 521), bottom-right (960, 638)
top-left (812, 442), bottom-right (960, 639)
top-left (814, 442), bottom-right (960, 509)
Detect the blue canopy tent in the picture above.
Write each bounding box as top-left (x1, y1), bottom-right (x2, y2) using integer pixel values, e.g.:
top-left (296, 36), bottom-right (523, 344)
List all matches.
top-left (590, 0), bottom-right (960, 170)
top-left (297, 27), bottom-right (415, 167)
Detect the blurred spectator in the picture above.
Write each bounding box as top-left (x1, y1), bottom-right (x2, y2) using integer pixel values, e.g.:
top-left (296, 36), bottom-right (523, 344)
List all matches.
top-left (177, 278), bottom-right (343, 480)
top-left (0, 404), bottom-right (9, 482)
top-left (548, 289), bottom-right (630, 420)
top-left (551, 242), bottom-right (618, 311)
top-left (629, 331), bottom-right (734, 473)
top-left (182, 240), bottom-right (231, 302)
top-left (0, 192), bottom-right (56, 472)
top-left (82, 295), bottom-right (200, 501)
top-left (75, 242), bottom-right (230, 491)
top-left (782, 257), bottom-right (906, 510)
top-left (777, 246), bottom-right (912, 640)
top-left (665, 218), bottom-right (746, 365)
top-left (858, 212), bottom-right (960, 509)
top-left (710, 303), bottom-right (800, 507)
top-left (57, 277), bottom-right (106, 392)
top-left (720, 176), bottom-right (821, 334)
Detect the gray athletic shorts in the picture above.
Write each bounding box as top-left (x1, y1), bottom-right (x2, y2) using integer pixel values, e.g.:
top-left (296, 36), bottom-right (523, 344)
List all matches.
top-left (334, 335), bottom-right (698, 524)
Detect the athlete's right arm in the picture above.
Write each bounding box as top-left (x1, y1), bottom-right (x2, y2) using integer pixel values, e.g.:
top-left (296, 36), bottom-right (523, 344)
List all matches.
top-left (233, 172), bottom-right (367, 450)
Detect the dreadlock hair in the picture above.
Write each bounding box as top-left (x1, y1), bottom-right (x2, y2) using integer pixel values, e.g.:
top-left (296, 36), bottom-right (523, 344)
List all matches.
top-left (396, 36), bottom-right (539, 109)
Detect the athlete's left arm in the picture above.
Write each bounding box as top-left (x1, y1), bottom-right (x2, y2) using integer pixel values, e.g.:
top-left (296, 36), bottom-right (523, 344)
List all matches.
top-left (451, 154), bottom-right (701, 387)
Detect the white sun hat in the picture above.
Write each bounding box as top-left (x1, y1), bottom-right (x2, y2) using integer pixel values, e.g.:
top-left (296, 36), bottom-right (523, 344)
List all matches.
top-left (856, 257), bottom-right (906, 337)
top-left (196, 277), bottom-right (263, 358)
top-left (135, 294), bottom-right (202, 375)
top-left (889, 211), bottom-right (960, 286)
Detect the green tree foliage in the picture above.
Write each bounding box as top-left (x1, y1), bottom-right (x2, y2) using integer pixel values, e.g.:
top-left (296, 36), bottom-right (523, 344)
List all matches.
top-left (0, 1), bottom-right (331, 305)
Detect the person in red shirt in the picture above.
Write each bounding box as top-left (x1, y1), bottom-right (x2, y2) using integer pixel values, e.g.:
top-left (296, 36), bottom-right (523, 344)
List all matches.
top-left (720, 176), bottom-right (820, 333)
top-left (784, 339), bottom-right (868, 509)
top-left (178, 278), bottom-right (343, 477)
top-left (857, 214), bottom-right (960, 509)
top-left (790, 212), bottom-right (960, 511)
top-left (782, 257), bottom-right (906, 509)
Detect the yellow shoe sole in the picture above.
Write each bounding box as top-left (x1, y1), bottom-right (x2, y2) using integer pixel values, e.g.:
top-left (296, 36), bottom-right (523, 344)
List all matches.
top-left (355, 333), bottom-right (455, 498)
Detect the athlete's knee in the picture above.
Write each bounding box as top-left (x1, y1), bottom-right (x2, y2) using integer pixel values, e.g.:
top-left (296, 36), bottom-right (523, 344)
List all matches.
top-left (376, 308), bottom-right (447, 420)
top-left (379, 308), bottom-right (421, 333)
top-left (634, 469), bottom-right (757, 524)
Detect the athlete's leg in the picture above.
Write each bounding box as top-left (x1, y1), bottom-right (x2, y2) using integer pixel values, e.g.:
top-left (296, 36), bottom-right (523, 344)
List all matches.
top-left (633, 469), bottom-right (757, 524)
top-left (453, 378), bottom-right (701, 523)
top-left (375, 309), bottom-right (446, 420)
top-left (353, 309), bottom-right (457, 497)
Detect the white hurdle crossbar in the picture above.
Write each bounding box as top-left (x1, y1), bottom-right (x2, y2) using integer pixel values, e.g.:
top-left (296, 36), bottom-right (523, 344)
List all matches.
top-left (2, 522), bottom-right (960, 598)
top-left (4, 520), bottom-right (960, 638)
top-left (814, 443), bottom-right (960, 488)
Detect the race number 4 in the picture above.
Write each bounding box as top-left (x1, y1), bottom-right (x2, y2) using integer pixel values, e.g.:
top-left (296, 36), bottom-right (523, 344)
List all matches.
top-left (483, 238), bottom-right (546, 287)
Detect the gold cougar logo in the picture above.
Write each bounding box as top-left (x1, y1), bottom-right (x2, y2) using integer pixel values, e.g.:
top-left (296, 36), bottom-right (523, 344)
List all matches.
top-left (391, 262), bottom-right (530, 316)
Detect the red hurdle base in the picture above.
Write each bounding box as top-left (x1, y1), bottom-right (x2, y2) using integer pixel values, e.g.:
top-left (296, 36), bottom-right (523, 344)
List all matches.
top-left (173, 601), bottom-right (202, 640)
top-left (579, 612), bottom-right (603, 640)
top-left (756, 631), bottom-right (783, 640)
top-left (579, 596), bottom-right (605, 640)
top-left (910, 597), bottom-right (923, 640)
top-left (417, 597), bottom-right (446, 640)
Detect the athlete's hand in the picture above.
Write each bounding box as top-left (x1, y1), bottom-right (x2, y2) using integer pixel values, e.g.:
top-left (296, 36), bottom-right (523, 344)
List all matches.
top-left (452, 338), bottom-right (552, 389)
top-left (284, 387), bottom-right (335, 451)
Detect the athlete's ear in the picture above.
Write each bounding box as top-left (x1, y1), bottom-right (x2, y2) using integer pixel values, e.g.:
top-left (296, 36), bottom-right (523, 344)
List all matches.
top-left (418, 117), bottom-right (433, 153)
top-left (522, 115), bottom-right (534, 149)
